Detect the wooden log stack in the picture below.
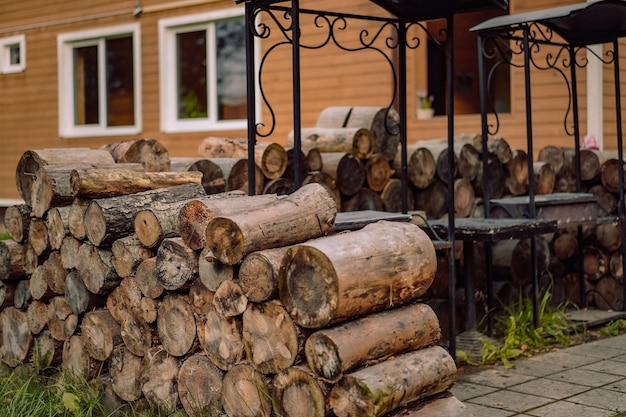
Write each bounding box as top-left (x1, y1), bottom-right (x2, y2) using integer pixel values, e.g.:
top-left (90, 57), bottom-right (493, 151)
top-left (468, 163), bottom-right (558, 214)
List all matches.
top-left (1, 141), bottom-right (465, 416)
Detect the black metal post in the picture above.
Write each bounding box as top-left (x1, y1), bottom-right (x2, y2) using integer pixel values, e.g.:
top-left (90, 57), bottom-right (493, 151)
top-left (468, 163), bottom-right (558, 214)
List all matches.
top-left (613, 40), bottom-right (626, 312)
top-left (398, 20), bottom-right (408, 214)
top-left (245, 3), bottom-right (257, 196)
top-left (291, 0), bottom-right (302, 189)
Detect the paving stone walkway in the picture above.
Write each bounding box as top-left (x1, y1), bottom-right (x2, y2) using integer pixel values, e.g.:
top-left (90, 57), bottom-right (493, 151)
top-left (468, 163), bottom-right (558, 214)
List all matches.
top-left (451, 333), bottom-right (626, 417)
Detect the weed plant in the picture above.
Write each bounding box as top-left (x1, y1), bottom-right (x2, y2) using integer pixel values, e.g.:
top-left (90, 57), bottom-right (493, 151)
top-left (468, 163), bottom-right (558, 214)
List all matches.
top-left (460, 289), bottom-right (575, 368)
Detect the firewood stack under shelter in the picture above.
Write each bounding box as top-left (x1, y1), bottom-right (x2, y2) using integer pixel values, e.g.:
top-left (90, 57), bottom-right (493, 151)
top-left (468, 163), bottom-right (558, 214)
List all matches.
top-left (0, 138), bottom-right (472, 416)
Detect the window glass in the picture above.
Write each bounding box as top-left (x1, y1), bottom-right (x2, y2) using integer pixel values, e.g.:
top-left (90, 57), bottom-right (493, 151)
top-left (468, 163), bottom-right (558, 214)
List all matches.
top-left (73, 45), bottom-right (99, 125)
top-left (216, 18), bottom-right (246, 120)
top-left (106, 37), bottom-right (135, 126)
top-left (177, 30), bottom-right (208, 119)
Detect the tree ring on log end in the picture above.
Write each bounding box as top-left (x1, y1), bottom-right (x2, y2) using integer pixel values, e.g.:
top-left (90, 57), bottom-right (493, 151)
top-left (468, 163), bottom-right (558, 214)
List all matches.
top-left (206, 217), bottom-right (244, 265)
top-left (84, 202), bottom-right (107, 246)
top-left (305, 332), bottom-right (342, 381)
top-left (279, 245), bottom-right (338, 328)
top-left (134, 210), bottom-right (163, 248)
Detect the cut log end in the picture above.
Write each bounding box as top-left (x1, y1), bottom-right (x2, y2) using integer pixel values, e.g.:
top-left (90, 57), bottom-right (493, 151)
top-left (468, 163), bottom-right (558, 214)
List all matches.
top-left (205, 217), bottom-right (245, 265)
top-left (134, 210), bottom-right (162, 249)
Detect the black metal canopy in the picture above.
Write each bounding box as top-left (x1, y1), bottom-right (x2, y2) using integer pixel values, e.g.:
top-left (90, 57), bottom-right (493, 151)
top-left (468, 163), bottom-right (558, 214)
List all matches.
top-left (368, 0), bottom-right (507, 21)
top-left (471, 0), bottom-right (626, 46)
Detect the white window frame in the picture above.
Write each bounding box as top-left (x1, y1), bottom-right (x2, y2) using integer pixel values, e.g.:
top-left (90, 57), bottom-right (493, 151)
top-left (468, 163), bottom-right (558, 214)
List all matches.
top-left (57, 23), bottom-right (142, 139)
top-left (0, 34), bottom-right (26, 74)
top-left (159, 8), bottom-right (258, 133)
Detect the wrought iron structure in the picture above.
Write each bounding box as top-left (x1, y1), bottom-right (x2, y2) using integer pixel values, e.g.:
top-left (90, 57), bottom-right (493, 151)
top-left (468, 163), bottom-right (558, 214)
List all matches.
top-left (473, 0), bottom-right (626, 320)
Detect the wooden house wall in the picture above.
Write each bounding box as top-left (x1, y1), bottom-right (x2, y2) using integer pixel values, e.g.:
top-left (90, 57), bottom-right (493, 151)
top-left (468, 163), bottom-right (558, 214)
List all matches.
top-left (0, 0), bottom-right (622, 200)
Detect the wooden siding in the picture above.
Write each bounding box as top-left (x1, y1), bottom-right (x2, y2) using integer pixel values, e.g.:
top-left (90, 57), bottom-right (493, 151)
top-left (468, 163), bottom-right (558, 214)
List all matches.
top-left (0, 0), bottom-right (623, 200)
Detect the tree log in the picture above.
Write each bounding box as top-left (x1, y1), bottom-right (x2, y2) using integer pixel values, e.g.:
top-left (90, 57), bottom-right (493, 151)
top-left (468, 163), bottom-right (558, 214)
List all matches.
top-left (283, 148), bottom-right (308, 183)
top-left (30, 265), bottom-right (53, 301)
top-left (68, 198), bottom-right (90, 240)
top-left (0, 307), bottom-right (31, 367)
top-left (380, 178), bottom-right (414, 213)
top-left (365, 154), bottom-right (393, 192)
top-left (169, 157), bottom-right (230, 195)
top-left (197, 138), bottom-right (288, 180)
top-left (109, 346), bottom-right (144, 402)
top-left (315, 106), bottom-right (352, 127)
top-left (198, 248), bottom-right (234, 292)
top-left (342, 187), bottom-right (384, 212)
top-left (213, 280), bottom-right (248, 317)
top-left (120, 307), bottom-right (158, 357)
top-left (272, 366), bottom-right (330, 417)
top-left (456, 142), bottom-right (481, 181)
top-left (414, 180), bottom-right (447, 219)
top-left (600, 158), bottom-right (625, 193)
top-left (206, 183), bottom-right (337, 265)
top-left (135, 257), bottom-right (164, 300)
top-left (0, 239), bottom-right (26, 279)
top-left (583, 245), bottom-right (610, 283)
top-left (189, 279), bottom-right (215, 316)
top-left (279, 221), bottom-right (436, 328)
top-left (81, 309), bottom-right (123, 361)
top-left (197, 307), bottom-right (244, 371)
top-left (28, 218), bottom-right (49, 256)
top-left (30, 166), bottom-right (75, 218)
top-left (593, 275), bottom-right (623, 310)
top-left (385, 391), bottom-right (472, 417)
top-left (263, 178), bottom-right (296, 195)
top-left (65, 269), bottom-right (105, 315)
top-left (178, 353), bottom-right (224, 417)
top-left (610, 251), bottom-right (623, 280)
top-left (394, 145), bottom-right (436, 189)
top-left (140, 346), bottom-right (181, 413)
top-left (42, 251), bottom-right (67, 295)
top-left (504, 149), bottom-right (528, 196)
top-left (45, 206), bottom-right (70, 251)
top-left (178, 192), bottom-right (269, 251)
top-left (62, 335), bottom-right (101, 381)
top-left (70, 168), bottom-right (201, 199)
top-left (302, 171), bottom-right (342, 209)
top-left (509, 237), bottom-right (550, 286)
top-left (3, 204), bottom-right (30, 243)
top-left (226, 158), bottom-right (265, 195)
top-left (14, 280), bottom-right (31, 310)
top-left (0, 281), bottom-right (16, 309)
top-left (344, 107), bottom-right (400, 162)
top-left (100, 138), bottom-right (170, 171)
top-left (287, 127), bottom-right (374, 159)
top-left (84, 182), bottom-right (206, 246)
top-left (475, 136), bottom-right (512, 164)
top-left (157, 295), bottom-right (197, 357)
top-left (329, 346), bottom-right (456, 417)
top-left (551, 231), bottom-right (578, 261)
top-left (111, 234), bottom-right (154, 278)
top-left (221, 363), bottom-right (273, 417)
top-left (76, 243), bottom-right (120, 294)
top-left (472, 153), bottom-right (506, 199)
top-left (15, 148), bottom-right (115, 206)
top-left (106, 277), bottom-right (144, 324)
top-left (595, 222), bottom-right (622, 253)
top-left (26, 300), bottom-right (48, 335)
top-left (47, 296), bottom-right (78, 341)
top-left (156, 237), bottom-right (199, 291)
top-left (60, 235), bottom-right (81, 270)
top-left (243, 300), bottom-right (300, 375)
top-left (32, 330), bottom-right (63, 370)
top-left (534, 162), bottom-right (556, 195)
top-left (239, 246), bottom-right (290, 303)
top-left (589, 184), bottom-right (619, 215)
top-left (453, 178), bottom-right (475, 218)
top-left (538, 144), bottom-right (564, 174)
top-left (320, 152), bottom-right (365, 197)
top-left (305, 303), bottom-right (441, 382)
top-left (23, 243), bottom-right (39, 275)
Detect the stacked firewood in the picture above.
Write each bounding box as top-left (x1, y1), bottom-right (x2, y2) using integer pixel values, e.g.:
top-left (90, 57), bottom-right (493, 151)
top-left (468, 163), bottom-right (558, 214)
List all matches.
top-left (0, 139), bottom-right (472, 416)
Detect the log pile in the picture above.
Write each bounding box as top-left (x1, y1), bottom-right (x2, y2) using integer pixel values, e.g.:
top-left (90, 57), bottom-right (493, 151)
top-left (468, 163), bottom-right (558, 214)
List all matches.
top-left (1, 139), bottom-right (468, 416)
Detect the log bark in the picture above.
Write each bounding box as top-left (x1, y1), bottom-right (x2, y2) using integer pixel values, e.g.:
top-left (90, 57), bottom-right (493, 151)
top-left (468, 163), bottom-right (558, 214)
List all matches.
top-left (305, 303), bottom-right (441, 382)
top-left (156, 237), bottom-right (199, 291)
top-left (157, 294), bottom-right (197, 357)
top-left (221, 363), bottom-right (273, 417)
top-left (15, 148), bottom-right (115, 205)
top-left (177, 353), bottom-right (224, 417)
top-left (243, 300), bottom-right (300, 375)
top-left (70, 168), bottom-right (202, 198)
top-left (0, 307), bottom-right (31, 367)
top-left (178, 192), bottom-right (269, 251)
top-left (280, 221), bottom-right (436, 328)
top-left (81, 309), bottom-right (123, 361)
top-left (47, 296), bottom-right (78, 341)
top-left (365, 154), bottom-right (393, 192)
top-left (76, 243), bottom-right (120, 294)
top-left (111, 234), bottom-right (154, 278)
top-left (272, 366), bottom-right (330, 417)
top-left (140, 346), bottom-right (181, 413)
top-left (169, 157), bottom-right (230, 195)
top-left (30, 166), bottom-right (75, 218)
top-left (213, 280), bottom-right (248, 317)
top-left (135, 257), bottom-right (164, 299)
top-left (100, 138), bottom-right (170, 171)
top-left (239, 246), bottom-right (290, 303)
top-left (344, 106), bottom-right (400, 162)
top-left (315, 106), bottom-right (352, 127)
top-left (84, 182), bottom-right (206, 246)
top-left (197, 138), bottom-right (288, 180)
top-left (109, 346), bottom-right (144, 402)
top-left (206, 183), bottom-right (337, 265)
top-left (45, 206), bottom-right (70, 251)
top-left (330, 346), bottom-right (456, 417)
top-left (197, 307), bottom-right (244, 371)
top-left (3, 204), bottom-right (30, 243)
top-left (302, 171), bottom-right (342, 209)
top-left (0, 239), bottom-right (26, 279)
top-left (287, 127), bottom-right (374, 159)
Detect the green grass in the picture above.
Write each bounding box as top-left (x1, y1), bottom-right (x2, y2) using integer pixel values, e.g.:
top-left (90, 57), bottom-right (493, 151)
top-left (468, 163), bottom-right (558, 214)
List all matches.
top-left (0, 231), bottom-right (10, 240)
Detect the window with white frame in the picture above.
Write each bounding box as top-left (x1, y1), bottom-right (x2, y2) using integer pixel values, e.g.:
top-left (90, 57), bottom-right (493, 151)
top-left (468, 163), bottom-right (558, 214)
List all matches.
top-left (57, 24), bottom-right (141, 138)
top-left (159, 9), bottom-right (249, 133)
top-left (0, 34), bottom-right (26, 74)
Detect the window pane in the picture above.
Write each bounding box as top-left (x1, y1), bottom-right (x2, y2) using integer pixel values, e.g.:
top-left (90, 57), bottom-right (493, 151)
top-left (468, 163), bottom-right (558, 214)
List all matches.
top-left (9, 44), bottom-right (20, 65)
top-left (216, 18), bottom-right (246, 120)
top-left (73, 45), bottom-right (99, 125)
top-left (177, 30), bottom-right (207, 119)
top-left (106, 36), bottom-right (135, 126)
